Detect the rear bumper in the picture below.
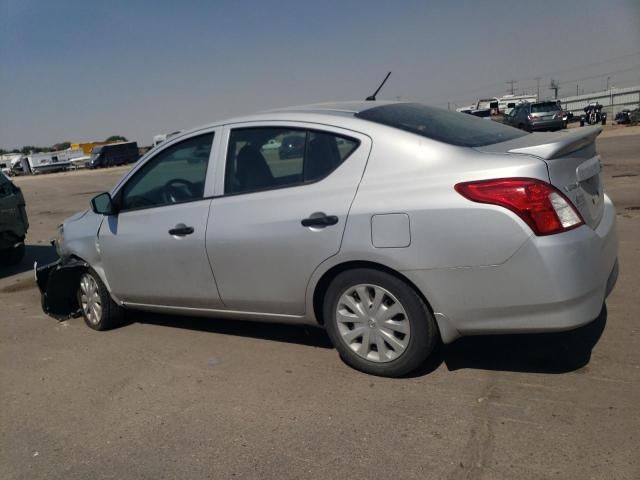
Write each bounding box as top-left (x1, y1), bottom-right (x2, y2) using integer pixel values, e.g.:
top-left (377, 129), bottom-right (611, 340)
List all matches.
top-left (530, 119), bottom-right (565, 131)
top-left (403, 194), bottom-right (618, 342)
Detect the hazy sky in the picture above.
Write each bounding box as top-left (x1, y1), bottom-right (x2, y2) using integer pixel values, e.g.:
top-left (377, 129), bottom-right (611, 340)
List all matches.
top-left (1, 0), bottom-right (639, 148)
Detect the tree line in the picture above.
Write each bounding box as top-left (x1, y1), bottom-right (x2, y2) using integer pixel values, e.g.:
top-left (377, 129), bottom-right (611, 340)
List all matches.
top-left (0, 136), bottom-right (127, 155)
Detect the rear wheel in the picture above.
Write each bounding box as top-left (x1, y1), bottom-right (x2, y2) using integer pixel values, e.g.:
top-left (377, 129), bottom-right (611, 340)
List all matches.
top-left (77, 270), bottom-right (124, 330)
top-left (323, 268), bottom-right (438, 377)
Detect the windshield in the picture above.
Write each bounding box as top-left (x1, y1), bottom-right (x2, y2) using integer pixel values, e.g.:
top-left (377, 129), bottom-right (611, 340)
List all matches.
top-left (91, 146), bottom-right (103, 156)
top-left (531, 102), bottom-right (561, 113)
top-left (356, 103), bottom-right (527, 147)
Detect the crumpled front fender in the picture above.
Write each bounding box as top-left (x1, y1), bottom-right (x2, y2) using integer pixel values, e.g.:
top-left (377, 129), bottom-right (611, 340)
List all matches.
top-left (35, 258), bottom-right (88, 319)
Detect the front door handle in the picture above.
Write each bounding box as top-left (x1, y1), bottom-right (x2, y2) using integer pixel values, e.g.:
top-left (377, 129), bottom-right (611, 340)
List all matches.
top-left (169, 224), bottom-right (194, 236)
top-left (301, 214), bottom-right (339, 228)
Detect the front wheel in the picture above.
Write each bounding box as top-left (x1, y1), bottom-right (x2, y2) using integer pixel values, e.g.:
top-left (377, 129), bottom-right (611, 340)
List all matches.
top-left (77, 270), bottom-right (124, 330)
top-left (323, 269), bottom-right (438, 377)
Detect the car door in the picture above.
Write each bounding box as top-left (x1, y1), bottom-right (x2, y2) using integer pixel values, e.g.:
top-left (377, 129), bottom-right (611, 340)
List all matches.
top-left (206, 123), bottom-right (372, 315)
top-left (98, 129), bottom-right (223, 309)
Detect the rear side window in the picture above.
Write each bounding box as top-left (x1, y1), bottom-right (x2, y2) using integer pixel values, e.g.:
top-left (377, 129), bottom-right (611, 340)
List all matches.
top-left (225, 127), bottom-right (358, 195)
top-left (356, 103), bottom-right (527, 147)
top-left (531, 102), bottom-right (561, 113)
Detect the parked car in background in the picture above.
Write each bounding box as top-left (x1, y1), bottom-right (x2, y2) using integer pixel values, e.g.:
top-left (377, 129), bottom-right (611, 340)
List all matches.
top-left (278, 134), bottom-right (305, 159)
top-left (36, 102), bottom-right (618, 377)
top-left (0, 172), bottom-right (29, 266)
top-left (504, 101), bottom-right (565, 131)
top-left (87, 142), bottom-right (139, 168)
top-left (615, 109), bottom-right (632, 124)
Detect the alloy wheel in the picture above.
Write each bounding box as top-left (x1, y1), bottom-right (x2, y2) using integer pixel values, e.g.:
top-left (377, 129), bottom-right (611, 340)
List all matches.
top-left (335, 284), bottom-right (410, 363)
top-left (79, 273), bottom-right (102, 325)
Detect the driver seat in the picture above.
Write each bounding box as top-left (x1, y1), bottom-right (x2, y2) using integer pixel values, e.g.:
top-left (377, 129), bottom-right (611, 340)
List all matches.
top-left (235, 145), bottom-right (274, 192)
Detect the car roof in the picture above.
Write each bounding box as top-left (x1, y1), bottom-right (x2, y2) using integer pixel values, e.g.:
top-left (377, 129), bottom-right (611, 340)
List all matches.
top-left (264, 100), bottom-right (399, 115)
top-left (179, 100), bottom-right (405, 136)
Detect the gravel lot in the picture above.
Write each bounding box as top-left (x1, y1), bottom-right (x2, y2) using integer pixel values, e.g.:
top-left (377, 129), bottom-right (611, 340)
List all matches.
top-left (1, 132), bottom-right (639, 479)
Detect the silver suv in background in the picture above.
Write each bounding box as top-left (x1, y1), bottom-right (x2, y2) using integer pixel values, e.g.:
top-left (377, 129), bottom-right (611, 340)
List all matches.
top-left (504, 101), bottom-right (565, 132)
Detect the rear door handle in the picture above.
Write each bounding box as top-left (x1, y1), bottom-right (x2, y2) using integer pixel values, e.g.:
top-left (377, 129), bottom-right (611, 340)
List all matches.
top-left (301, 215), bottom-right (339, 227)
top-left (169, 224), bottom-right (194, 236)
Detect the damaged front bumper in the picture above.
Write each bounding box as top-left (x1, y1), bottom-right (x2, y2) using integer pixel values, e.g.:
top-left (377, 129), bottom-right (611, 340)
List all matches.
top-left (35, 258), bottom-right (87, 319)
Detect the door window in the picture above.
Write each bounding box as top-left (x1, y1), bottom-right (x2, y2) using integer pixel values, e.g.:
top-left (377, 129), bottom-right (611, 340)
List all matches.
top-left (225, 127), bottom-right (358, 195)
top-left (120, 133), bottom-right (214, 210)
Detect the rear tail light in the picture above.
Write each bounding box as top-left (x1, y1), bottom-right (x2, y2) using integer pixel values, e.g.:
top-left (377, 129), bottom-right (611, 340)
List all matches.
top-left (455, 178), bottom-right (584, 236)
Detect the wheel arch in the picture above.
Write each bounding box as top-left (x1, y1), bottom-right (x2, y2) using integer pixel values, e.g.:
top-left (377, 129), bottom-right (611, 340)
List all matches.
top-left (312, 260), bottom-right (436, 326)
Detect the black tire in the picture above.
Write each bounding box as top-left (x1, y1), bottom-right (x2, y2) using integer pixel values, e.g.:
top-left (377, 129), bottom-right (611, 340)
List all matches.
top-left (76, 269), bottom-right (124, 331)
top-left (323, 268), bottom-right (438, 377)
top-left (0, 243), bottom-right (25, 267)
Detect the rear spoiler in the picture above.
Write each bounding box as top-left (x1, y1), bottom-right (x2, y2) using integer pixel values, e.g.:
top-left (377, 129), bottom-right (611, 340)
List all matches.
top-left (508, 126), bottom-right (602, 160)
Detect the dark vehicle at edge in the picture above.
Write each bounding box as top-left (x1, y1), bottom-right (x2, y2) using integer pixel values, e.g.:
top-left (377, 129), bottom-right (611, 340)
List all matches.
top-left (0, 173), bottom-right (29, 266)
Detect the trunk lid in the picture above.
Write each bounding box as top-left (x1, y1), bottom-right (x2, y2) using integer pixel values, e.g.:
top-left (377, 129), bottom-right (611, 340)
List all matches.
top-left (475, 126), bottom-right (604, 229)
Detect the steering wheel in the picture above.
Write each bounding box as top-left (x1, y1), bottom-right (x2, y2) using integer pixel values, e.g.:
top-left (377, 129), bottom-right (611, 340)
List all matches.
top-left (163, 179), bottom-right (197, 204)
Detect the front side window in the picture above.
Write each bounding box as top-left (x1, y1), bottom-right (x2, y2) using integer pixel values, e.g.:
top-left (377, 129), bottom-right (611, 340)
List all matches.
top-left (225, 127), bottom-right (358, 195)
top-left (120, 132), bottom-right (214, 210)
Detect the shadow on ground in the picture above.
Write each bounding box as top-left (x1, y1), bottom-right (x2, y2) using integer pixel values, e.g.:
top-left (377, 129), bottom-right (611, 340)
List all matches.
top-left (136, 305), bottom-right (608, 376)
top-left (136, 312), bottom-right (334, 349)
top-left (0, 244), bottom-right (58, 280)
top-left (414, 305), bottom-right (608, 377)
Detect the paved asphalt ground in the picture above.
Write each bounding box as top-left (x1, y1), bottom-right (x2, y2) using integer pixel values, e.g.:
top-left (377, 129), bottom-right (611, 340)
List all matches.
top-left (1, 131), bottom-right (638, 479)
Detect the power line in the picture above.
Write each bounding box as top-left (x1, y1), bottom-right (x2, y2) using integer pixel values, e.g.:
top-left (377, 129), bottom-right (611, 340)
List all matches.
top-left (561, 64), bottom-right (640, 85)
top-left (521, 51), bottom-right (640, 82)
top-left (446, 64), bottom-right (640, 104)
top-left (440, 51), bottom-right (640, 100)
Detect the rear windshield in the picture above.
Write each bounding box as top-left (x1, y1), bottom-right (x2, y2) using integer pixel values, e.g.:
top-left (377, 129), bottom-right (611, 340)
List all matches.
top-left (531, 102), bottom-right (561, 113)
top-left (356, 103), bottom-right (527, 147)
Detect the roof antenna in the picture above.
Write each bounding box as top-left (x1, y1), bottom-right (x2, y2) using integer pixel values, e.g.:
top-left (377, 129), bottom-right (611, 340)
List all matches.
top-left (366, 71), bottom-right (392, 101)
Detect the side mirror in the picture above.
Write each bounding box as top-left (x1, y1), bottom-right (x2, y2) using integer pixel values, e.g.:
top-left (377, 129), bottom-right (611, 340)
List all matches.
top-left (91, 192), bottom-right (116, 215)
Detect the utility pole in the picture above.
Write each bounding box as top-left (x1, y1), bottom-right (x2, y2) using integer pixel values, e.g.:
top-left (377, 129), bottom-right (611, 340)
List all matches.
top-left (576, 84), bottom-right (579, 96)
top-left (506, 79), bottom-right (517, 95)
top-left (549, 79), bottom-right (559, 99)
top-left (535, 77), bottom-right (541, 100)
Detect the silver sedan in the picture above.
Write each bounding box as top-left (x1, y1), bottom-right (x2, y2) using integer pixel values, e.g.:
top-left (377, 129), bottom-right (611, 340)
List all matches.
top-left (36, 102), bottom-right (618, 377)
